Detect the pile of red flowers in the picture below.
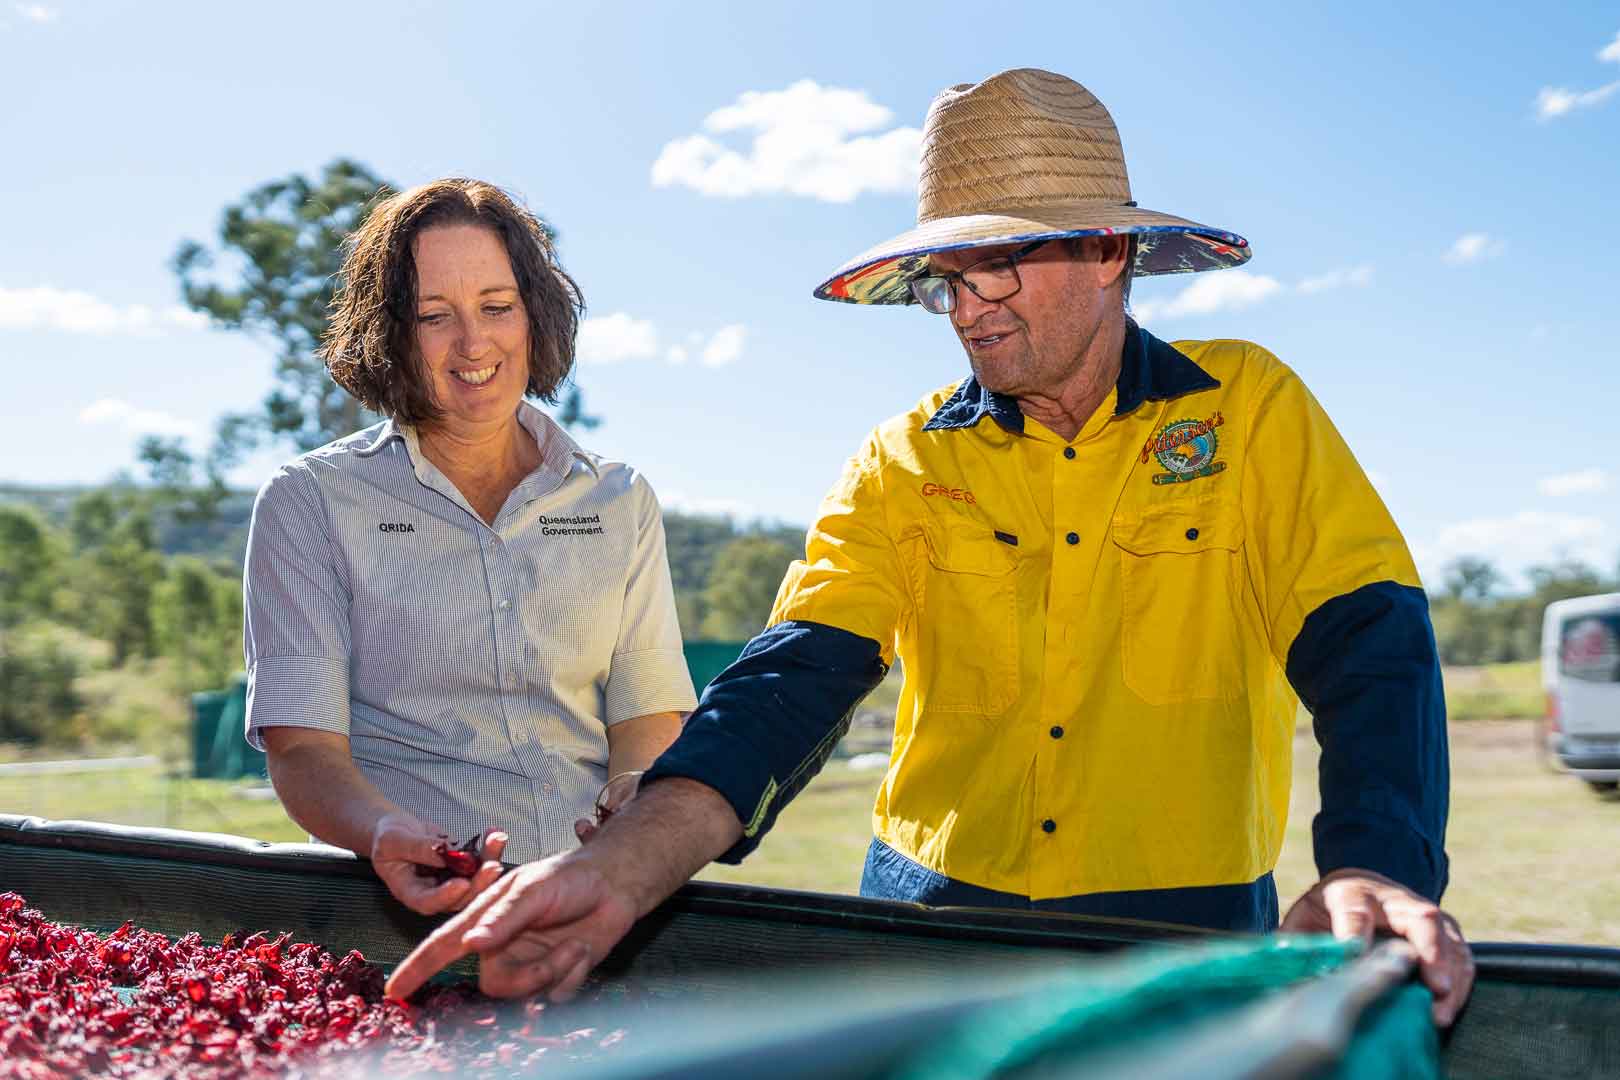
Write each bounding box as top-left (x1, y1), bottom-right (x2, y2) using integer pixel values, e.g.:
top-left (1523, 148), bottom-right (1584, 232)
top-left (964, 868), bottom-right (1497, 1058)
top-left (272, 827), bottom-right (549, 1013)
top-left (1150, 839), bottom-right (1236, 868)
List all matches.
top-left (0, 892), bottom-right (624, 1078)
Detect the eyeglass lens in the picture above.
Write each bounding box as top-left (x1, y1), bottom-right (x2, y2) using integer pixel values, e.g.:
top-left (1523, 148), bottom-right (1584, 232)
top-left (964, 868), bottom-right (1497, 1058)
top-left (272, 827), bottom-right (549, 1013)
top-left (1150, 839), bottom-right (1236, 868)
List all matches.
top-left (910, 254), bottom-right (1022, 313)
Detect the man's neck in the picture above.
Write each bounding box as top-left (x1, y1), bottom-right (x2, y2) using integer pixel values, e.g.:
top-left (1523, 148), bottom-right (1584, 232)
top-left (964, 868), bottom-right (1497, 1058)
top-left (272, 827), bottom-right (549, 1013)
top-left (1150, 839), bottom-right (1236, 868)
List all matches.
top-left (1014, 314), bottom-right (1127, 442)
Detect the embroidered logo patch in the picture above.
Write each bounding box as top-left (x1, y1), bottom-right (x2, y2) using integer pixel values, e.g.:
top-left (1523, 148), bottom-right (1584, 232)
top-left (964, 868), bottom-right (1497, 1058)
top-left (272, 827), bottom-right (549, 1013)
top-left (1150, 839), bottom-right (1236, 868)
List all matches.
top-left (539, 513), bottom-right (605, 537)
top-left (921, 482), bottom-right (977, 505)
top-left (1141, 413), bottom-right (1227, 485)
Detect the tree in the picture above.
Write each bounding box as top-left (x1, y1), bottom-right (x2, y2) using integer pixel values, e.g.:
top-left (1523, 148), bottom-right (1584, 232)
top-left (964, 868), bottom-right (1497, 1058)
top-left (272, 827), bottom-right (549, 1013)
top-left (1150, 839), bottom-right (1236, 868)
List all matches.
top-left (174, 159), bottom-right (602, 481)
top-left (154, 557), bottom-right (240, 692)
top-left (0, 505), bottom-right (60, 629)
top-left (0, 626), bottom-right (83, 745)
top-left (1441, 557), bottom-right (1502, 604)
top-left (174, 159), bottom-right (395, 463)
top-left (64, 491), bottom-right (164, 665)
top-left (700, 536), bottom-right (799, 640)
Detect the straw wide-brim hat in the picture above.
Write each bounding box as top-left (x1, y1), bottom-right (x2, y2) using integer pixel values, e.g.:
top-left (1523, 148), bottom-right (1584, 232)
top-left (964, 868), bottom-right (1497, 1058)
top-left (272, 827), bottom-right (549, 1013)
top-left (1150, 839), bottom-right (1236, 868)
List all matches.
top-left (813, 68), bottom-right (1251, 305)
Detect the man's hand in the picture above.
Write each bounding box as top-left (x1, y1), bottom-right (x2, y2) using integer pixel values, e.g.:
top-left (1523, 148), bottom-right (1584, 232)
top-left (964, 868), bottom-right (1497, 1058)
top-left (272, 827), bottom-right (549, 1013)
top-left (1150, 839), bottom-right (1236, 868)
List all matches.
top-left (385, 776), bottom-right (743, 1001)
top-left (1281, 868), bottom-right (1474, 1026)
top-left (384, 849), bottom-right (637, 1001)
top-left (369, 813), bottom-right (509, 916)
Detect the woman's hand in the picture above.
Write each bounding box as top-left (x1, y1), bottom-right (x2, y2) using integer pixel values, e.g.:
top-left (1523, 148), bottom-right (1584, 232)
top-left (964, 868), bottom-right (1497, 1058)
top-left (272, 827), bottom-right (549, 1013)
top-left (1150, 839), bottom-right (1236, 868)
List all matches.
top-left (573, 771), bottom-right (643, 845)
top-left (369, 813), bottom-right (510, 915)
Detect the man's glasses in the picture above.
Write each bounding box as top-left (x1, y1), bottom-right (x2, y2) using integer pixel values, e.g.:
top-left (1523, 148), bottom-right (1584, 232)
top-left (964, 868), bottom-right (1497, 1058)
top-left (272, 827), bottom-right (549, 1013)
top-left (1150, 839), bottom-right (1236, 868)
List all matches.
top-left (908, 240), bottom-right (1051, 315)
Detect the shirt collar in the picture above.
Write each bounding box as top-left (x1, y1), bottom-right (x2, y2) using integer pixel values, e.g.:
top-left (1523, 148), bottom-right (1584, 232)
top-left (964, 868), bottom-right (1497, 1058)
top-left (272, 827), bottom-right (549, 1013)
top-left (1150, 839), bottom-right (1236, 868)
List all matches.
top-left (921, 319), bottom-right (1221, 434)
top-left (353, 401), bottom-right (598, 476)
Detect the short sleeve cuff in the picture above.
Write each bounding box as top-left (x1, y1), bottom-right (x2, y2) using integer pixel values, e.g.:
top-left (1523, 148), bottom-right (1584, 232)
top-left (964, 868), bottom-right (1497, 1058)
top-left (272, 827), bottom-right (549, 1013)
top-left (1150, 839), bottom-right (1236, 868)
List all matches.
top-left (603, 648), bottom-right (698, 725)
top-left (245, 656), bottom-right (351, 751)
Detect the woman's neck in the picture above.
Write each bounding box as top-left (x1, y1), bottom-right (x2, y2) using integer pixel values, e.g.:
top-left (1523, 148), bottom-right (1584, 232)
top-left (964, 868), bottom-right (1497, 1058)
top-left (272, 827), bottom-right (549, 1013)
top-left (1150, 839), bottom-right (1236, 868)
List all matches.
top-left (416, 412), bottom-right (542, 523)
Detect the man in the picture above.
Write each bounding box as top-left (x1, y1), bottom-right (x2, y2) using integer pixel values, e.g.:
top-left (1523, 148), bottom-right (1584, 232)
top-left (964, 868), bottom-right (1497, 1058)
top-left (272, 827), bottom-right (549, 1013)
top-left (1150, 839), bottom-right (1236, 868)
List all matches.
top-left (387, 68), bottom-right (1473, 1024)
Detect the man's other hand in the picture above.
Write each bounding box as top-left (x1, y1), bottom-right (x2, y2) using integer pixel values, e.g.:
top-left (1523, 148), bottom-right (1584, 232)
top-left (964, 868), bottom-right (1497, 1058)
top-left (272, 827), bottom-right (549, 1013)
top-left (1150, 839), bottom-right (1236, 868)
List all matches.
top-left (1281, 868), bottom-right (1474, 1026)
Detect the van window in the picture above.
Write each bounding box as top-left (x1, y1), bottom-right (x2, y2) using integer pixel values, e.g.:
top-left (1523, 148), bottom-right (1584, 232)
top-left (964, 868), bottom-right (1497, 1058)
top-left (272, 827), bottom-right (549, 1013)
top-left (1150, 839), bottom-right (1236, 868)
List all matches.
top-left (1559, 614), bottom-right (1620, 683)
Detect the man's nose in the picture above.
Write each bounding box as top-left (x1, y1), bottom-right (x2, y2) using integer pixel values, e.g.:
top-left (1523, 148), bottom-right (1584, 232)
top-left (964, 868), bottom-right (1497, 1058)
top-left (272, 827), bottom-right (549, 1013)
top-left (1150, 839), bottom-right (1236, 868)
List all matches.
top-left (951, 282), bottom-right (998, 328)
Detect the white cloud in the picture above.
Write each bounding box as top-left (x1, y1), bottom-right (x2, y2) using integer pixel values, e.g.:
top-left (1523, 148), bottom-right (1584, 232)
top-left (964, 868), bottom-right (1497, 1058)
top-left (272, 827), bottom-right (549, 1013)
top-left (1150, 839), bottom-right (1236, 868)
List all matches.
top-left (1296, 264), bottom-right (1374, 295)
top-left (699, 324), bottom-right (746, 367)
top-left (577, 313), bottom-right (748, 368)
top-left (14, 3), bottom-right (56, 21)
top-left (1539, 469), bottom-right (1610, 498)
top-left (1414, 510), bottom-right (1611, 585)
top-left (576, 312), bottom-right (660, 364)
top-left (1443, 232), bottom-right (1502, 265)
top-left (1132, 270), bottom-right (1283, 323)
top-left (0, 286), bottom-right (207, 335)
top-left (651, 80), bottom-right (922, 203)
top-left (1601, 30), bottom-right (1620, 64)
top-left (78, 399), bottom-right (201, 439)
top-left (1537, 80), bottom-right (1620, 119)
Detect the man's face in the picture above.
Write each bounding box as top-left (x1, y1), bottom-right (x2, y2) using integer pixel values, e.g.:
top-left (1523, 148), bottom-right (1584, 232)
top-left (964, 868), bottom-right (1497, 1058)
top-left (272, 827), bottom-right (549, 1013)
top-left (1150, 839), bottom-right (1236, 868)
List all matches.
top-left (932, 237), bottom-right (1127, 398)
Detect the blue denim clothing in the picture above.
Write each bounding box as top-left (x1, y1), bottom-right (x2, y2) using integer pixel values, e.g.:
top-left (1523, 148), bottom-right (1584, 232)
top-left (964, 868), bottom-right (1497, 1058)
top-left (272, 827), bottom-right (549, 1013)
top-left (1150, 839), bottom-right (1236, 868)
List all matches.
top-left (860, 838), bottom-right (1280, 933)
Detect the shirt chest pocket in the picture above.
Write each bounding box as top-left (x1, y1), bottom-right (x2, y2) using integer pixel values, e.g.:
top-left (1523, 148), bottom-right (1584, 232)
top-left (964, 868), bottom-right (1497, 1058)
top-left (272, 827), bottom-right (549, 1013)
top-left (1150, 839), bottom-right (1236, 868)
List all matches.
top-left (916, 522), bottom-right (1022, 717)
top-left (1111, 503), bottom-right (1247, 705)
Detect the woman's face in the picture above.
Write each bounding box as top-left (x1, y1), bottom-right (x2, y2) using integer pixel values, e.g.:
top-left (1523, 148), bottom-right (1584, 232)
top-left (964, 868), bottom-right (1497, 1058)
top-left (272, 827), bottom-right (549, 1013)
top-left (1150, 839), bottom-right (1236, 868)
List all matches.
top-left (411, 223), bottom-right (531, 434)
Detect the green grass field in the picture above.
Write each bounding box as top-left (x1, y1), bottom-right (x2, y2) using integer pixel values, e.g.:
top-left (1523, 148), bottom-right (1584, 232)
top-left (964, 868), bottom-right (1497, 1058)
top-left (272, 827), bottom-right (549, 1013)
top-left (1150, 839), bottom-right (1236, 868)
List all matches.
top-left (3, 662), bottom-right (1614, 945)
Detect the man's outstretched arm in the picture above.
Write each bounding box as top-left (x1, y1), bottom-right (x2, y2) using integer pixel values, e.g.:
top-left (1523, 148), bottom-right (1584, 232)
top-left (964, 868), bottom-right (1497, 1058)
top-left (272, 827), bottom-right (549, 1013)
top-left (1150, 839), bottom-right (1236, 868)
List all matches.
top-left (385, 777), bottom-right (740, 1001)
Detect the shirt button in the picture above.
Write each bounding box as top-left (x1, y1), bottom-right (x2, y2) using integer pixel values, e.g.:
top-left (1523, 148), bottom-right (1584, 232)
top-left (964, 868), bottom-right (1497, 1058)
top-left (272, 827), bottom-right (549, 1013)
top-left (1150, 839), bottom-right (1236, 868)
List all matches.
top-left (1049, 725), bottom-right (1064, 739)
top-left (1041, 818), bottom-right (1057, 834)
top-left (1063, 447), bottom-right (1076, 460)
top-left (1185, 527), bottom-right (1200, 541)
top-left (497, 598), bottom-right (512, 611)
top-left (1065, 531), bottom-right (1079, 545)
top-left (506, 671), bottom-right (519, 688)
top-left (542, 783), bottom-right (554, 795)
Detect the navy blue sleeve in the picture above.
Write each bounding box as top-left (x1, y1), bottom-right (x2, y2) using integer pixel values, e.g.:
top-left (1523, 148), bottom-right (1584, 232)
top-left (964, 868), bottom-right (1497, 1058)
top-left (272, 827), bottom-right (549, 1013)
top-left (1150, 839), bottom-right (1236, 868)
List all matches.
top-left (1284, 581), bottom-right (1450, 901)
top-left (640, 619), bottom-right (888, 863)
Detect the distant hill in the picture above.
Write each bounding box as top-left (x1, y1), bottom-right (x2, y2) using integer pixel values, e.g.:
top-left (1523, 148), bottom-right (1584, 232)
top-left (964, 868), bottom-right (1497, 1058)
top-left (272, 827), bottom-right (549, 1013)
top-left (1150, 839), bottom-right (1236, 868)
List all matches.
top-left (0, 485), bottom-right (807, 638)
top-left (0, 484), bottom-right (255, 568)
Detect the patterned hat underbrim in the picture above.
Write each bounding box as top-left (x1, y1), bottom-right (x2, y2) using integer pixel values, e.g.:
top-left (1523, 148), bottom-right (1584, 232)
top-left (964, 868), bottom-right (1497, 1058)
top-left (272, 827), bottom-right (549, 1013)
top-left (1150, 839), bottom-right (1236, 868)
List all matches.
top-left (814, 224), bottom-right (1251, 305)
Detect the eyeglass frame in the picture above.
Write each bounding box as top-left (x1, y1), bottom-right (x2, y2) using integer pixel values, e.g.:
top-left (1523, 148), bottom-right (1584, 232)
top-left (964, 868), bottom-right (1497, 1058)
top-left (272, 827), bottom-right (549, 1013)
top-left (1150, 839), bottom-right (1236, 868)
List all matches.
top-left (907, 239), bottom-right (1054, 314)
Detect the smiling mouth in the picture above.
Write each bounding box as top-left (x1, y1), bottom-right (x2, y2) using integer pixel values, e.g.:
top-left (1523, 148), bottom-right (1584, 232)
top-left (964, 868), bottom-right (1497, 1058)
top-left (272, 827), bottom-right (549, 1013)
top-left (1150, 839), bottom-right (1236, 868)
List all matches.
top-left (966, 331), bottom-right (1014, 349)
top-left (452, 363), bottom-right (499, 386)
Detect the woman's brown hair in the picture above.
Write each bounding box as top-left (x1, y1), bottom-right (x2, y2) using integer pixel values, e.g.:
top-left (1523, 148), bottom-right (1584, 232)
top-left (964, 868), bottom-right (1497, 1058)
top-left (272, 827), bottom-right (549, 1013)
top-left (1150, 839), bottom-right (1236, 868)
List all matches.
top-left (322, 178), bottom-right (584, 424)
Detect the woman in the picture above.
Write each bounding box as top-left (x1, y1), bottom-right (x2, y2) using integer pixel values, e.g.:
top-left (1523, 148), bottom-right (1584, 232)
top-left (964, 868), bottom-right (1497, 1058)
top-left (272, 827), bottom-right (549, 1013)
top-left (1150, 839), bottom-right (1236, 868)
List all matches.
top-left (243, 179), bottom-right (695, 915)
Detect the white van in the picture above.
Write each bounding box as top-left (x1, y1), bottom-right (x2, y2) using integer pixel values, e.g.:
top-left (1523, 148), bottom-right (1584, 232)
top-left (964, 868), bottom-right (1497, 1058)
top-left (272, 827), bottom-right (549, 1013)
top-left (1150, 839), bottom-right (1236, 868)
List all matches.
top-left (1542, 592), bottom-right (1620, 792)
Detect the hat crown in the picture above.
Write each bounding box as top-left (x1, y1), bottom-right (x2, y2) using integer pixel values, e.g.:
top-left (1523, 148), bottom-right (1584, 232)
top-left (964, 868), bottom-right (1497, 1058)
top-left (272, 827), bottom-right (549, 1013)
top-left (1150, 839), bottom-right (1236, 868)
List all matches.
top-left (917, 68), bottom-right (1132, 225)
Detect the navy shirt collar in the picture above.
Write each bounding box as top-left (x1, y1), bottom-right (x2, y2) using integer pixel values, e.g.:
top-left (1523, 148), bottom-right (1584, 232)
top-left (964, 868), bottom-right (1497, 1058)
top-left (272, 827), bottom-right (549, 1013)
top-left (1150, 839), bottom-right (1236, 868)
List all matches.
top-left (921, 320), bottom-right (1221, 433)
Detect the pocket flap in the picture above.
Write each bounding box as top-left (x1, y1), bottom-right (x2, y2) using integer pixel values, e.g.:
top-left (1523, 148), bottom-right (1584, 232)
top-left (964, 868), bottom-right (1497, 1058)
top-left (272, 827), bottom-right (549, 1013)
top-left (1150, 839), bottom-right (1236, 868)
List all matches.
top-left (924, 521), bottom-right (1019, 576)
top-left (1111, 503), bottom-right (1244, 556)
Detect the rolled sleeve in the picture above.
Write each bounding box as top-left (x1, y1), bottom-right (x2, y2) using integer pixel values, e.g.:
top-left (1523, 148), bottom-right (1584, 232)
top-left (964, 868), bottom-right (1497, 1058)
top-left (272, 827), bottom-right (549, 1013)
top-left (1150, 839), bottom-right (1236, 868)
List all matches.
top-left (242, 466), bottom-right (354, 750)
top-left (604, 648), bottom-right (694, 725)
top-left (602, 478), bottom-right (697, 724)
top-left (245, 656), bottom-right (351, 750)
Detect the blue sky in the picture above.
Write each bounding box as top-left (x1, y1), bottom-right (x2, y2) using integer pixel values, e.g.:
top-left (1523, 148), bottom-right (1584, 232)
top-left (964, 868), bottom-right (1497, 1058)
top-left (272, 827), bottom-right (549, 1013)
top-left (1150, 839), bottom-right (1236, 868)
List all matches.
top-left (2, 2), bottom-right (1616, 589)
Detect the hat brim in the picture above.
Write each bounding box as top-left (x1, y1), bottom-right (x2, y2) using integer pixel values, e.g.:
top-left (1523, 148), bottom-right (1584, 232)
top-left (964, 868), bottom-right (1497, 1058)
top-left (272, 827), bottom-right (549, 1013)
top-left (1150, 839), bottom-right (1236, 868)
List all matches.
top-left (813, 205), bottom-right (1250, 305)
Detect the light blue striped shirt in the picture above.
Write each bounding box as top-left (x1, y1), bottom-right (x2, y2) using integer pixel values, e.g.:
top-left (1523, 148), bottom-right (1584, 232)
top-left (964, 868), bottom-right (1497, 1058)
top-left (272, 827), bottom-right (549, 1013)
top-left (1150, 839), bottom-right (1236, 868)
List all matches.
top-left (243, 402), bottom-right (697, 862)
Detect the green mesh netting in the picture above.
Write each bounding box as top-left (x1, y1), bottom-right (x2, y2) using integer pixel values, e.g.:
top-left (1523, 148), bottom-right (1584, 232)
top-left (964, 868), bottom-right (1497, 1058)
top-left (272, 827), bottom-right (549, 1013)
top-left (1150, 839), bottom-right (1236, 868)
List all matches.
top-left (883, 937), bottom-right (1438, 1080)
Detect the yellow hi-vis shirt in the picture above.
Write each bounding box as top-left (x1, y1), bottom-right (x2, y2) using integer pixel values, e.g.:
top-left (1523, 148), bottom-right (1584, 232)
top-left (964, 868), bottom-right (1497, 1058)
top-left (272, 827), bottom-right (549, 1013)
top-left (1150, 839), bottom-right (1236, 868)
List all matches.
top-left (767, 332), bottom-right (1424, 900)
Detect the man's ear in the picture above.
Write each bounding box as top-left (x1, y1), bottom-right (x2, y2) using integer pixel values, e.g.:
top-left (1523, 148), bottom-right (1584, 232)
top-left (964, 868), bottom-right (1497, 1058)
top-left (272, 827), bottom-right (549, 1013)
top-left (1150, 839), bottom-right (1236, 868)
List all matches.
top-left (1074, 235), bottom-right (1130, 289)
